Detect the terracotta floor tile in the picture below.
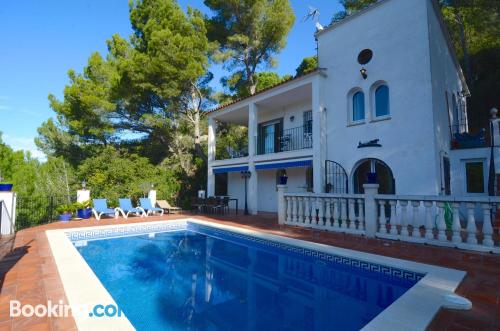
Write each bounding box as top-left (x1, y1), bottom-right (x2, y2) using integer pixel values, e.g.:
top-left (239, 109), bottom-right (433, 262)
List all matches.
top-left (0, 213), bottom-right (499, 330)
top-left (12, 317), bottom-right (49, 331)
top-left (50, 316), bottom-right (76, 331)
top-left (0, 320), bottom-right (11, 331)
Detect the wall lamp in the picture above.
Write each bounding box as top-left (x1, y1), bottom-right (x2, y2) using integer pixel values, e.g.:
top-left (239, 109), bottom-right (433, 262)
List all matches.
top-left (360, 68), bottom-right (368, 79)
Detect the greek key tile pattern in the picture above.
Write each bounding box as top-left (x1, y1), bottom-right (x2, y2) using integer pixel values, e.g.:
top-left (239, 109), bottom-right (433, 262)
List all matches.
top-left (66, 220), bottom-right (424, 283)
top-left (66, 221), bottom-right (187, 241)
top-left (188, 223), bottom-right (425, 283)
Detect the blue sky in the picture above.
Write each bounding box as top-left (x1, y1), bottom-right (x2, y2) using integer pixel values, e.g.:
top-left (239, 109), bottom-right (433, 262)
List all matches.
top-left (0, 0), bottom-right (343, 159)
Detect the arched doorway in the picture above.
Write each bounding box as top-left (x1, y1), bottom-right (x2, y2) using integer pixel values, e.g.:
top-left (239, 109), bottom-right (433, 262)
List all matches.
top-left (353, 159), bottom-right (395, 194)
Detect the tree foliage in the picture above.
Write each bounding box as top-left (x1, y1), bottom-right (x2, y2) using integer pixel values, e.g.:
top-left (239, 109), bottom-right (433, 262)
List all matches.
top-left (205, 0), bottom-right (295, 95)
top-left (295, 56), bottom-right (317, 77)
top-left (77, 146), bottom-right (181, 202)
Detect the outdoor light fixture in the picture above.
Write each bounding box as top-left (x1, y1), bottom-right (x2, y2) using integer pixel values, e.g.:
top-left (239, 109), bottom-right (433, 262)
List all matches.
top-left (290, 115), bottom-right (295, 122)
top-left (241, 170), bottom-right (252, 215)
top-left (360, 68), bottom-right (368, 79)
top-left (81, 180), bottom-right (86, 189)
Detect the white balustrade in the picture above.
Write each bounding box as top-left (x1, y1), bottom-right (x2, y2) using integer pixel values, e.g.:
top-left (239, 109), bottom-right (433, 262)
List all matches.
top-left (292, 197), bottom-right (298, 224)
top-left (305, 197), bottom-right (312, 225)
top-left (372, 196), bottom-right (500, 254)
top-left (378, 200), bottom-right (386, 234)
top-left (281, 191), bottom-right (500, 254)
top-left (357, 199), bottom-right (364, 230)
top-left (466, 203), bottom-right (477, 245)
top-left (325, 199), bottom-right (332, 228)
top-left (436, 202), bottom-right (447, 241)
top-left (482, 203), bottom-right (494, 247)
top-left (317, 198), bottom-right (324, 227)
top-left (340, 199), bottom-right (348, 229)
top-left (400, 200), bottom-right (409, 237)
top-left (424, 201), bottom-right (434, 240)
top-left (389, 200), bottom-right (398, 235)
top-left (348, 199), bottom-right (356, 230)
top-left (332, 199), bottom-right (339, 229)
top-left (451, 203), bottom-right (461, 243)
top-left (286, 197), bottom-right (292, 224)
top-left (297, 197), bottom-right (304, 224)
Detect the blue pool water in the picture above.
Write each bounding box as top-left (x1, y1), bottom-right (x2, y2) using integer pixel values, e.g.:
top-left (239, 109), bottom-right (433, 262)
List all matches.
top-left (75, 226), bottom-right (420, 331)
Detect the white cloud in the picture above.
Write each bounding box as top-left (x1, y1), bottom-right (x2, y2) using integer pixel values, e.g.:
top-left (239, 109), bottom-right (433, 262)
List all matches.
top-left (2, 134), bottom-right (46, 161)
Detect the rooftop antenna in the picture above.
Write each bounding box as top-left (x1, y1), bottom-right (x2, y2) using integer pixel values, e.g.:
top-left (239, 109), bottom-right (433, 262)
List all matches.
top-left (302, 5), bottom-right (323, 72)
top-left (302, 5), bottom-right (323, 31)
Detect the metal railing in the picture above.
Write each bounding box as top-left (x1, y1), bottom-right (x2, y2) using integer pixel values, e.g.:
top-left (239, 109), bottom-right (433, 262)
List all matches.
top-left (15, 195), bottom-right (75, 231)
top-left (256, 126), bottom-right (313, 155)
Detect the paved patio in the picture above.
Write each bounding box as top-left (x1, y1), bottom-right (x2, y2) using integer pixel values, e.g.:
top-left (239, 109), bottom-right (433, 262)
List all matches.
top-left (0, 212), bottom-right (498, 330)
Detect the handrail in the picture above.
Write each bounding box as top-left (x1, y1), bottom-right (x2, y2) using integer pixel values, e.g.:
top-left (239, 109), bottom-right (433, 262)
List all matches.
top-left (374, 194), bottom-right (500, 203)
top-left (256, 124), bottom-right (312, 155)
top-left (284, 192), bottom-right (364, 199)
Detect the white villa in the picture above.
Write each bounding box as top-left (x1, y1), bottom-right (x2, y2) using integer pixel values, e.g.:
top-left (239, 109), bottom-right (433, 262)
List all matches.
top-left (206, 0), bottom-right (492, 215)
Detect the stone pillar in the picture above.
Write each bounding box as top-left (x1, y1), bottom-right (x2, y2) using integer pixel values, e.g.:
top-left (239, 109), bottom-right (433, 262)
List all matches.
top-left (248, 164), bottom-right (258, 215)
top-left (248, 103), bottom-right (258, 215)
top-left (148, 190), bottom-right (157, 206)
top-left (207, 117), bottom-right (217, 197)
top-left (0, 191), bottom-right (16, 235)
top-left (77, 189), bottom-right (90, 203)
top-left (363, 183), bottom-right (380, 237)
top-left (277, 185), bottom-right (288, 225)
top-left (312, 77), bottom-right (325, 193)
top-left (207, 166), bottom-right (215, 197)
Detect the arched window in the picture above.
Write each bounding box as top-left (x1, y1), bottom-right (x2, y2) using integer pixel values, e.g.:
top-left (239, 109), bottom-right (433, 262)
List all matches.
top-left (375, 85), bottom-right (390, 117)
top-left (352, 91), bottom-right (365, 122)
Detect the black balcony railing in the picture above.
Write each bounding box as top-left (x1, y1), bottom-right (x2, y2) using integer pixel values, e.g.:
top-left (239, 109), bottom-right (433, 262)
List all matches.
top-left (257, 125), bottom-right (312, 155)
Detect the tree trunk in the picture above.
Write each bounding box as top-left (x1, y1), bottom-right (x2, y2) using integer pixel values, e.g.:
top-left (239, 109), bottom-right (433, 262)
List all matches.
top-left (194, 109), bottom-right (208, 163)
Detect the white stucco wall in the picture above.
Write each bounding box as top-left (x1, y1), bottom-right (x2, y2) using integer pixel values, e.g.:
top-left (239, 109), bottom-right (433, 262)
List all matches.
top-left (257, 100), bottom-right (311, 131)
top-left (257, 167), bottom-right (308, 212)
top-left (227, 167), bottom-right (308, 212)
top-left (449, 147), bottom-right (490, 196)
top-left (317, 0), bottom-right (441, 195)
top-left (425, 0), bottom-right (468, 195)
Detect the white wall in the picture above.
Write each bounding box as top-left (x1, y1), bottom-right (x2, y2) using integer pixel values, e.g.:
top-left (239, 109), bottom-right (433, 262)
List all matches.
top-left (257, 167), bottom-right (308, 212)
top-left (258, 100), bottom-right (311, 131)
top-left (426, 0), bottom-right (468, 195)
top-left (317, 0), bottom-right (441, 195)
top-left (449, 147), bottom-right (490, 196)
top-left (227, 173), bottom-right (246, 211)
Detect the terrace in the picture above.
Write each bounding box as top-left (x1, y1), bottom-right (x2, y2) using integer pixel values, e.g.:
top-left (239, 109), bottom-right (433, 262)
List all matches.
top-left (0, 212), bottom-right (498, 330)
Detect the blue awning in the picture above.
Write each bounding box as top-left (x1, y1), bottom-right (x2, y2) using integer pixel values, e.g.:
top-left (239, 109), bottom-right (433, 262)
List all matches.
top-left (255, 159), bottom-right (312, 170)
top-left (213, 166), bottom-right (249, 174)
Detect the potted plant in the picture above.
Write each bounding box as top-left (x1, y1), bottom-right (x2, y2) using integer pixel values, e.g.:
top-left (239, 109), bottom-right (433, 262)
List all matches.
top-left (0, 171), bottom-right (13, 192)
top-left (366, 172), bottom-right (378, 184)
top-left (56, 204), bottom-right (73, 222)
top-left (278, 169), bottom-right (288, 185)
top-left (75, 201), bottom-right (92, 219)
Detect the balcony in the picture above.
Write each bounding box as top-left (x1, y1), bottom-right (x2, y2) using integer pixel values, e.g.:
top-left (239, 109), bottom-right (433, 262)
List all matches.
top-left (256, 125), bottom-right (312, 155)
top-left (450, 124), bottom-right (487, 149)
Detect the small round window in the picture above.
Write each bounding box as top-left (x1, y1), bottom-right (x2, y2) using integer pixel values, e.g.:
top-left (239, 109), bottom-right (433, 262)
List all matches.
top-left (358, 49), bottom-right (373, 65)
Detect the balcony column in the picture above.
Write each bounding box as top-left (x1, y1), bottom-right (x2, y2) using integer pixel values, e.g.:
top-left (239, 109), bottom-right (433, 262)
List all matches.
top-left (207, 117), bottom-right (217, 196)
top-left (248, 103), bottom-right (258, 214)
top-left (312, 77), bottom-right (325, 193)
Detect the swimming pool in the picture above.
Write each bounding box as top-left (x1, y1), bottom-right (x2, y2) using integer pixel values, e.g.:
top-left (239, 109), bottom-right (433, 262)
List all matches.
top-left (47, 219), bottom-right (469, 331)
